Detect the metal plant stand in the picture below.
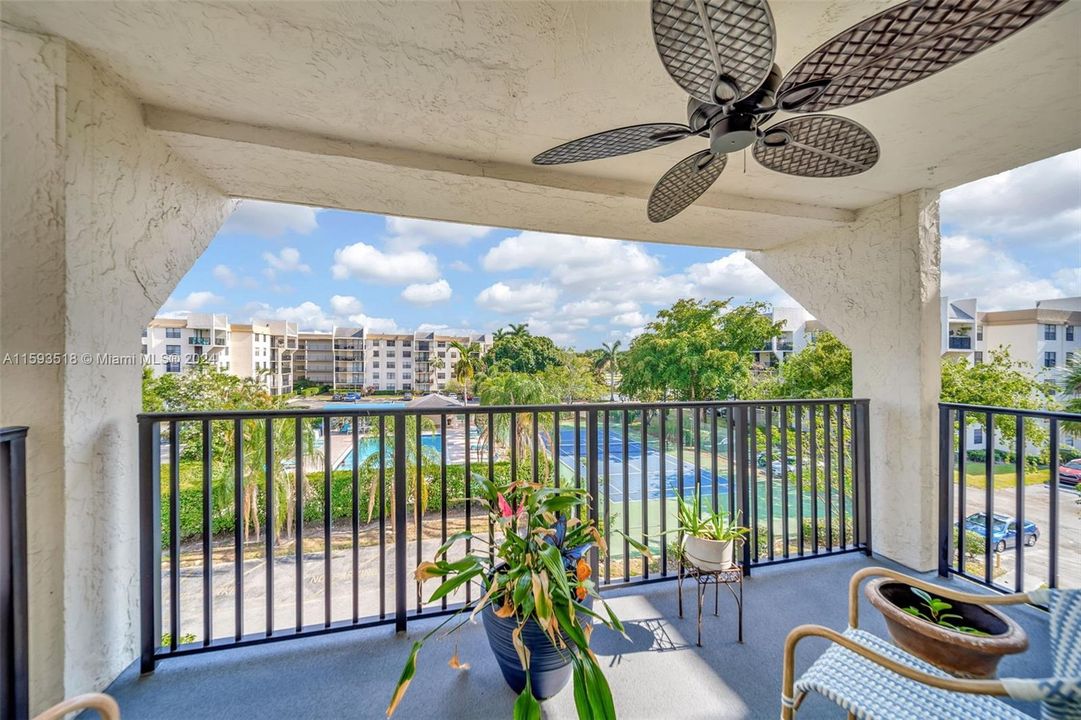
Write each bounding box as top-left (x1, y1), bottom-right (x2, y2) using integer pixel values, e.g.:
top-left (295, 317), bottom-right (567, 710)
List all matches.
top-left (677, 553), bottom-right (743, 647)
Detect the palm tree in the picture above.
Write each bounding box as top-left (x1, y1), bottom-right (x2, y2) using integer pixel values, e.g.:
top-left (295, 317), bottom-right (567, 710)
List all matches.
top-left (449, 340), bottom-right (484, 402)
top-left (1063, 355), bottom-right (1081, 435)
top-left (477, 373), bottom-right (558, 481)
top-left (508, 323), bottom-right (529, 337)
top-left (492, 328), bottom-right (509, 342)
top-left (595, 341), bottom-right (622, 401)
top-left (360, 415), bottom-right (440, 523)
top-left (238, 415), bottom-right (320, 545)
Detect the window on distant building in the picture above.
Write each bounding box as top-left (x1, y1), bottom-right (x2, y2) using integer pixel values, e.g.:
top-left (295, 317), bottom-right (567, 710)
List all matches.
top-left (372, 373), bottom-right (380, 380)
top-left (974, 351), bottom-right (983, 364)
top-left (165, 328), bottom-right (181, 338)
top-left (387, 373), bottom-right (395, 380)
top-left (1068, 351), bottom-right (1075, 366)
top-left (1044, 351), bottom-right (1056, 368)
top-left (166, 344), bottom-right (180, 356)
top-left (166, 362), bottom-right (180, 373)
top-left (1068, 326), bottom-right (1076, 342)
top-left (141, 345), bottom-right (147, 355)
top-left (976, 325), bottom-right (983, 341)
top-left (1044, 324), bottom-right (1057, 341)
top-left (141, 328), bottom-right (148, 337)
top-left (973, 426), bottom-right (983, 445)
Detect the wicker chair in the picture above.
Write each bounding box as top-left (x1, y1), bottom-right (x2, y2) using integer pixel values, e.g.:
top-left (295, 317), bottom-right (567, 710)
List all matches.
top-left (781, 566), bottom-right (1081, 720)
top-left (32, 692), bottom-right (119, 720)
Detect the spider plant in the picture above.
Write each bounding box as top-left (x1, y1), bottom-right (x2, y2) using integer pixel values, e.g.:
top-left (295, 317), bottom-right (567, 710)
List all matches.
top-left (386, 477), bottom-right (649, 719)
top-left (673, 492), bottom-right (749, 545)
top-left (902, 587), bottom-right (990, 636)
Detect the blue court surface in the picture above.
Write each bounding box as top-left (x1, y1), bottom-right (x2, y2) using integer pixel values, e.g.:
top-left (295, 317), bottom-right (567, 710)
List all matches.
top-left (555, 427), bottom-right (729, 504)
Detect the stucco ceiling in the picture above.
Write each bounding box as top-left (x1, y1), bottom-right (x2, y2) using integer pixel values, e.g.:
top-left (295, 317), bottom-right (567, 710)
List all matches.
top-left (4, 0), bottom-right (1080, 249)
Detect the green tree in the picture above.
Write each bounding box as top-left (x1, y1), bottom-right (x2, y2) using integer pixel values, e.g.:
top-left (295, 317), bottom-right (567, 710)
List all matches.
top-left (487, 328), bottom-right (563, 374)
top-left (619, 299), bottom-right (782, 400)
top-left (941, 348), bottom-right (1057, 442)
top-left (758, 331), bottom-right (853, 399)
top-left (541, 352), bottom-right (607, 403)
top-left (595, 340), bottom-right (622, 401)
top-left (449, 340), bottom-right (485, 401)
top-left (1060, 354), bottom-right (1081, 435)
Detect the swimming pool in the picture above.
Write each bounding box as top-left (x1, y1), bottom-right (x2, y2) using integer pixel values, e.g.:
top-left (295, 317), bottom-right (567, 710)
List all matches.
top-left (322, 401), bottom-right (407, 412)
top-left (336, 434), bottom-right (443, 469)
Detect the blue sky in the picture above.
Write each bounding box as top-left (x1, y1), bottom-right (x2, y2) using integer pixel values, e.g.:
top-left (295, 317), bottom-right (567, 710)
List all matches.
top-left (162, 149), bottom-right (1081, 349)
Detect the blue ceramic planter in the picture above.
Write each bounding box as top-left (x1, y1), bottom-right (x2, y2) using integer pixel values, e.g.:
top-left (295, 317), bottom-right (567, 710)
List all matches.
top-left (481, 597), bottom-right (593, 699)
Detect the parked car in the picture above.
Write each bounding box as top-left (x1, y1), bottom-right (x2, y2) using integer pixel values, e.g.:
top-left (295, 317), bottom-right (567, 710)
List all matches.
top-left (343, 392), bottom-right (361, 402)
top-left (1058, 459), bottom-right (1081, 487)
top-left (960, 512), bottom-right (1039, 553)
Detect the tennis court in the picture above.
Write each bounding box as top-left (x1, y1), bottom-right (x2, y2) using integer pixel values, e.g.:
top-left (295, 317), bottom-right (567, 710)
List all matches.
top-left (556, 426), bottom-right (729, 504)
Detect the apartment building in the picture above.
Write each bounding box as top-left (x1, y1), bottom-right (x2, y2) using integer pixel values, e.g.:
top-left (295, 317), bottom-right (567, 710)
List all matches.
top-left (941, 296), bottom-right (1081, 383)
top-left (143, 313), bottom-right (230, 375)
top-left (365, 331), bottom-right (492, 393)
top-left (752, 306), bottom-right (818, 368)
top-left (295, 332), bottom-right (334, 386)
top-left (332, 327), bottom-right (365, 391)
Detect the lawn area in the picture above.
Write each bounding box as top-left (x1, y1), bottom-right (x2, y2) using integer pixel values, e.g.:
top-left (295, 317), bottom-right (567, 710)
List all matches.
top-left (957, 462), bottom-right (1053, 490)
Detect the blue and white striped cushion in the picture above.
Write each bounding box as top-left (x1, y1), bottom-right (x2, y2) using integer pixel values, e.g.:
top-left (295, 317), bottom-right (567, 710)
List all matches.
top-left (1039, 589), bottom-right (1081, 720)
top-left (795, 628), bottom-right (1031, 720)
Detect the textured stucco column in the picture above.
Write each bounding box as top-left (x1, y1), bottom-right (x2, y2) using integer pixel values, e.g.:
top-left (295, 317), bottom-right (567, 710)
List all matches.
top-left (1, 25), bottom-right (234, 711)
top-left (750, 190), bottom-right (942, 571)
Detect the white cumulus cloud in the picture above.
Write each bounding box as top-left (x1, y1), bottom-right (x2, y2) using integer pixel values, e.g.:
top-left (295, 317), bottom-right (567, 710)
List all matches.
top-left (329, 295), bottom-right (363, 316)
top-left (220, 200), bottom-right (321, 238)
top-left (401, 279), bottom-right (453, 305)
top-left (482, 232), bottom-right (661, 286)
top-left (262, 247), bottom-right (311, 276)
top-left (212, 264), bottom-right (237, 287)
top-left (385, 217), bottom-right (494, 250)
top-left (475, 282), bottom-right (559, 314)
top-left (331, 242), bottom-right (439, 283)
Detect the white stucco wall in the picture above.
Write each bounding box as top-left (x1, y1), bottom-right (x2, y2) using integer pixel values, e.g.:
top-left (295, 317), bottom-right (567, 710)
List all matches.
top-left (1, 25), bottom-right (234, 711)
top-left (751, 190), bottom-right (942, 571)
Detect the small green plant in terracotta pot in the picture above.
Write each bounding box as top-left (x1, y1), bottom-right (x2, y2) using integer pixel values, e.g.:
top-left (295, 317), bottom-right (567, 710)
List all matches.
top-left (674, 493), bottom-right (749, 572)
top-left (387, 477), bottom-right (650, 719)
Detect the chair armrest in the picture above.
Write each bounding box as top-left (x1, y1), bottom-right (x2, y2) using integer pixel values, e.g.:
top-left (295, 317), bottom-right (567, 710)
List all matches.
top-left (1001, 677), bottom-right (1081, 704)
top-left (781, 624), bottom-right (1007, 719)
top-left (32, 692), bottom-right (120, 720)
top-left (847, 566), bottom-right (1037, 628)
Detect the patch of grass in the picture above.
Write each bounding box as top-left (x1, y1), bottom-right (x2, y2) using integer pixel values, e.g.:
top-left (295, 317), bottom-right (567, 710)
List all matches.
top-left (956, 463), bottom-right (1052, 490)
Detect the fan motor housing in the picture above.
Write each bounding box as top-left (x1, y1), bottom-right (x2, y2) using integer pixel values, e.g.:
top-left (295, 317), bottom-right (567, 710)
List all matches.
top-left (710, 113), bottom-right (758, 154)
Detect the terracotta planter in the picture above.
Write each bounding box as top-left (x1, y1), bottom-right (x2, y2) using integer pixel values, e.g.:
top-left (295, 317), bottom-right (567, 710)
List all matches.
top-left (683, 536), bottom-right (736, 572)
top-left (865, 579), bottom-right (1028, 678)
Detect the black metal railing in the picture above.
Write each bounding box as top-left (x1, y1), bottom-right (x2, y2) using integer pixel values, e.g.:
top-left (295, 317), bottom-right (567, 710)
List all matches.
top-left (1, 427), bottom-right (29, 720)
top-left (947, 336), bottom-right (973, 350)
top-left (938, 403), bottom-right (1081, 592)
top-left (138, 399), bottom-right (870, 670)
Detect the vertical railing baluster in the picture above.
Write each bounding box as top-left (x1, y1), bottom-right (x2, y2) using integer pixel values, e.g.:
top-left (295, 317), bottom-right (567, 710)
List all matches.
top-left (765, 405), bottom-right (774, 561)
top-left (749, 405), bottom-right (758, 562)
top-left (659, 409), bottom-right (667, 576)
top-left (938, 406), bottom-right (954, 577)
top-left (393, 416), bottom-right (407, 633)
top-left (323, 415), bottom-right (332, 627)
top-left (984, 411), bottom-right (994, 586)
top-left (809, 406), bottom-right (818, 555)
top-left (710, 407), bottom-right (718, 514)
top-left (622, 409), bottom-right (630, 582)
top-left (351, 418), bottom-right (359, 624)
top-left (957, 410), bottom-right (967, 575)
top-left (587, 410), bottom-right (600, 583)
top-left (139, 419), bottom-right (161, 673)
top-left (440, 414), bottom-right (448, 611)
top-left (780, 405), bottom-right (789, 558)
top-left (233, 419), bottom-right (243, 640)
top-left (676, 408), bottom-right (684, 506)
top-left (795, 407), bottom-right (804, 556)
top-left (603, 410), bottom-right (611, 584)
top-left (202, 419), bottom-right (212, 645)
top-left (848, 402), bottom-right (857, 549)
top-left (415, 414), bottom-right (423, 614)
top-left (1048, 418), bottom-right (1059, 589)
top-left (1014, 415), bottom-right (1025, 592)
top-left (169, 421), bottom-right (180, 651)
top-left (693, 407), bottom-right (702, 509)
top-left (464, 412), bottom-right (472, 604)
top-left (531, 412), bottom-right (539, 484)
top-left (574, 411), bottom-right (582, 499)
top-left (379, 416), bottom-right (387, 619)
top-left (837, 404), bottom-right (846, 550)
top-left (726, 409), bottom-right (735, 518)
top-left (487, 412), bottom-right (495, 564)
top-left (510, 411), bottom-right (518, 486)
top-left (264, 418), bottom-right (274, 637)
top-left (856, 401), bottom-right (871, 555)
top-left (553, 411), bottom-right (561, 488)
top-left (294, 417), bottom-right (304, 633)
top-left (824, 404), bottom-right (833, 551)
top-left (641, 409), bottom-right (649, 580)
top-left (734, 406), bottom-right (751, 574)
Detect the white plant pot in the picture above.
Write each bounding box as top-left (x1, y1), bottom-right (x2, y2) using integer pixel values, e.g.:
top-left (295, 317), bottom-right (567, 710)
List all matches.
top-left (683, 536), bottom-right (736, 572)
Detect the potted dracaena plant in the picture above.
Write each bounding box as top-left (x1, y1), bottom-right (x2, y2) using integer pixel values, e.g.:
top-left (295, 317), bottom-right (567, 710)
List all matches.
top-left (673, 492), bottom-right (749, 572)
top-left (386, 477), bottom-right (650, 720)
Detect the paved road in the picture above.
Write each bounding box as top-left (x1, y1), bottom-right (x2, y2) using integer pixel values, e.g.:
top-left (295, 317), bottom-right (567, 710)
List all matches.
top-left (962, 482), bottom-right (1079, 591)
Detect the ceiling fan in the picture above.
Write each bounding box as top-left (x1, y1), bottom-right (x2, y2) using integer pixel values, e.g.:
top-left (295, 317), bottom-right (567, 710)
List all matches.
top-left (532, 0), bottom-right (1067, 223)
